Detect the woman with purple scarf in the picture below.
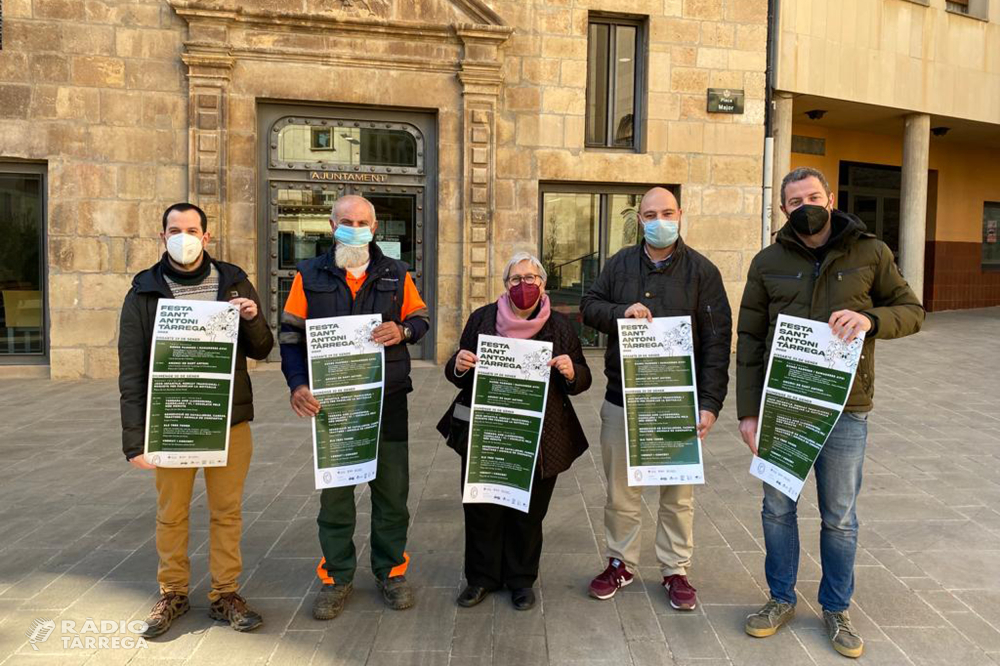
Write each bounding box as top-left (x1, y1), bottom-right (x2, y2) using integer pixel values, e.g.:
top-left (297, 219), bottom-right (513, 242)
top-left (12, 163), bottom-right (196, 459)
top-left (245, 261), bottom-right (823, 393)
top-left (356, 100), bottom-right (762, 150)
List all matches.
top-left (437, 252), bottom-right (592, 611)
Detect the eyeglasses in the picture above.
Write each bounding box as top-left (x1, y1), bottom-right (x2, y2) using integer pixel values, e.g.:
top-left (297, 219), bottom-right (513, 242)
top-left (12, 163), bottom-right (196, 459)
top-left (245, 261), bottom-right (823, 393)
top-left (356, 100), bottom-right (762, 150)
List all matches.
top-left (507, 274), bottom-right (541, 286)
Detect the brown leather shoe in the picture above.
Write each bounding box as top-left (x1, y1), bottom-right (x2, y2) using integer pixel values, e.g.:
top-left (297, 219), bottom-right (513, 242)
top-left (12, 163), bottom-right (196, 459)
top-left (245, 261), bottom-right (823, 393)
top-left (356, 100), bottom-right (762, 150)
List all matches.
top-left (208, 592), bottom-right (263, 632)
top-left (141, 592), bottom-right (190, 638)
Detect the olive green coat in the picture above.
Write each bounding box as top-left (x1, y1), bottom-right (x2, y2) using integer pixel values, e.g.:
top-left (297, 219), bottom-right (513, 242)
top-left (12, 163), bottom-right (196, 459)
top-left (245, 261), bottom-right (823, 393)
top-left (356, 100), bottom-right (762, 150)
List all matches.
top-left (736, 211), bottom-right (924, 418)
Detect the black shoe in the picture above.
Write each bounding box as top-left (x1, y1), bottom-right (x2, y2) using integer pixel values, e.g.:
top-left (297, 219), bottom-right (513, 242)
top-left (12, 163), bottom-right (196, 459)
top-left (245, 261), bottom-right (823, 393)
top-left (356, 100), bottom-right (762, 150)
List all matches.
top-left (457, 585), bottom-right (491, 608)
top-left (312, 582), bottom-right (353, 620)
top-left (511, 588), bottom-right (535, 611)
top-left (141, 592), bottom-right (190, 639)
top-left (377, 575), bottom-right (415, 610)
top-left (208, 592), bottom-right (263, 632)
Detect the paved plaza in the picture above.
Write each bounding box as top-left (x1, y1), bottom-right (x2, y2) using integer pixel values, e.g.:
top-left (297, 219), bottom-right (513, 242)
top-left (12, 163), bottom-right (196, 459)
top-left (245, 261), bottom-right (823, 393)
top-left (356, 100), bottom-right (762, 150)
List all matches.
top-left (0, 308), bottom-right (998, 665)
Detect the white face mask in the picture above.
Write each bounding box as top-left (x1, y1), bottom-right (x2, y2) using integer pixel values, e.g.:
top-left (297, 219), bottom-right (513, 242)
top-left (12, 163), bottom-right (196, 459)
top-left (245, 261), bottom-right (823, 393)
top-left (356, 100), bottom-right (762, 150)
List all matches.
top-left (166, 233), bottom-right (204, 266)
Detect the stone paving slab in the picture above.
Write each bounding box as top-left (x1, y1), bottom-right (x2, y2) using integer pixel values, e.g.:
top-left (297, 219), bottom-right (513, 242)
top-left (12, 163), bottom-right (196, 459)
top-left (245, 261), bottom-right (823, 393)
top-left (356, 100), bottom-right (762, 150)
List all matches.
top-left (0, 307), bottom-right (998, 665)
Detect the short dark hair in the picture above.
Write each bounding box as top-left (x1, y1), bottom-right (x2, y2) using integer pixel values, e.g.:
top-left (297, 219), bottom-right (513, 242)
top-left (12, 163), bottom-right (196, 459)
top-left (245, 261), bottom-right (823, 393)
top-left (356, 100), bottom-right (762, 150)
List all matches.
top-left (780, 167), bottom-right (832, 206)
top-left (162, 203), bottom-right (208, 232)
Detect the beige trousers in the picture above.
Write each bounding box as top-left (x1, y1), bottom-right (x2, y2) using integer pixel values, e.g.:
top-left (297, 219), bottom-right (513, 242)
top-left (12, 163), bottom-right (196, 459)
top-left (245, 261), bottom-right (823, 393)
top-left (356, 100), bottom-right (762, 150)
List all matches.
top-left (155, 421), bottom-right (253, 601)
top-left (600, 400), bottom-right (694, 576)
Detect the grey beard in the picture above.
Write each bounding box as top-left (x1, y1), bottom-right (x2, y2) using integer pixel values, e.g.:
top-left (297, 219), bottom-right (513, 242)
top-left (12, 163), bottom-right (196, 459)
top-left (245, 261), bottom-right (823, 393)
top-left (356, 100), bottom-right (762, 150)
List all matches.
top-left (335, 243), bottom-right (370, 269)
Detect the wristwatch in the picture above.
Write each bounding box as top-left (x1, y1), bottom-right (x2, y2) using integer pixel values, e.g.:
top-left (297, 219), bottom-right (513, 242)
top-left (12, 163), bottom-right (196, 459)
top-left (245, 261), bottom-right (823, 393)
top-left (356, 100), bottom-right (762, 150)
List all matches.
top-left (401, 323), bottom-right (412, 342)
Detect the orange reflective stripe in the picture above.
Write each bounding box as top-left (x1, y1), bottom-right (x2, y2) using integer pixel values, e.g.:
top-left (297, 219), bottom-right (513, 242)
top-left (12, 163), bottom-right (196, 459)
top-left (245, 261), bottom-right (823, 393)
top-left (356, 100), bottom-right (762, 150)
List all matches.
top-left (400, 274), bottom-right (426, 320)
top-left (316, 558), bottom-right (334, 585)
top-left (388, 552), bottom-right (410, 578)
top-left (284, 273), bottom-right (308, 320)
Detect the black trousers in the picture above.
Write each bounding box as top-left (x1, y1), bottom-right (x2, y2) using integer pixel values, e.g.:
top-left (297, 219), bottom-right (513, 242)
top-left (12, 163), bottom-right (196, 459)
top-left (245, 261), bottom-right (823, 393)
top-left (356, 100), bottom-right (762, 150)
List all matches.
top-left (458, 451), bottom-right (558, 590)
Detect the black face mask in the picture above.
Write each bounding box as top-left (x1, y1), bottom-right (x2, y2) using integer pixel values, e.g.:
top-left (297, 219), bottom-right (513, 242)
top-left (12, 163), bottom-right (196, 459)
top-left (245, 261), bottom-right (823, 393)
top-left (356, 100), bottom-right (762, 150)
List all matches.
top-left (788, 204), bottom-right (831, 236)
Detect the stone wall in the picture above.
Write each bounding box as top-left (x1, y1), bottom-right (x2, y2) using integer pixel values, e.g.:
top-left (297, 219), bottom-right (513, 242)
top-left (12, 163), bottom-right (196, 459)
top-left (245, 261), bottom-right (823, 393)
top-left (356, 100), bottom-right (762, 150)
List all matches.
top-left (0, 0), bottom-right (189, 378)
top-left (0, 0), bottom-right (768, 377)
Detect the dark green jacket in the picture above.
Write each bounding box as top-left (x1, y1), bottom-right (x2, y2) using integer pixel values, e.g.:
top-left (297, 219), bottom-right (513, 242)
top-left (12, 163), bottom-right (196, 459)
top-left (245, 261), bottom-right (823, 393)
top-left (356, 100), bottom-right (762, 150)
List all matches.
top-left (736, 211), bottom-right (924, 418)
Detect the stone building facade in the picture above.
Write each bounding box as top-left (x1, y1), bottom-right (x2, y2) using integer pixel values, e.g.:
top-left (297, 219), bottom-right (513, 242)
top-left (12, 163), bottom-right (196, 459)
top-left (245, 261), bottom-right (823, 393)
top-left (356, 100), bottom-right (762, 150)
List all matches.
top-left (0, 0), bottom-right (768, 378)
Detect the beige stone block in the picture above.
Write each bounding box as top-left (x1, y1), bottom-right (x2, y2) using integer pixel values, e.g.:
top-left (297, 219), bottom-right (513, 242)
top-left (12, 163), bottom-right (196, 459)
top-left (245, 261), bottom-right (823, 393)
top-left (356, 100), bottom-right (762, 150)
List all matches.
top-left (80, 274), bottom-right (134, 308)
top-left (726, 0), bottom-right (768, 24)
top-left (495, 179), bottom-right (515, 209)
top-left (670, 67), bottom-right (710, 94)
top-left (648, 51), bottom-right (673, 92)
top-left (496, 149), bottom-right (532, 180)
top-left (0, 119), bottom-right (46, 157)
top-left (679, 185), bottom-right (702, 214)
top-left (30, 54), bottom-right (70, 83)
top-left (689, 154), bottom-right (711, 183)
top-left (683, 215), bottom-right (758, 250)
top-left (0, 52), bottom-right (30, 83)
top-left (28, 85), bottom-right (59, 119)
top-left (700, 22), bottom-right (735, 48)
top-left (125, 60), bottom-right (184, 92)
top-left (127, 237), bottom-right (162, 273)
top-left (703, 123), bottom-right (764, 156)
top-left (80, 201), bottom-right (142, 237)
top-left (49, 308), bottom-right (120, 348)
top-left (539, 35), bottom-right (587, 61)
top-left (44, 124), bottom-right (88, 159)
top-left (646, 119), bottom-right (668, 153)
top-left (48, 273), bottom-right (81, 309)
top-left (34, 0), bottom-right (88, 20)
top-left (670, 45), bottom-right (698, 67)
top-left (50, 348), bottom-right (86, 380)
top-left (668, 122), bottom-right (704, 153)
top-left (89, 126), bottom-right (152, 163)
top-left (522, 58), bottom-right (561, 85)
top-left (61, 23), bottom-right (115, 55)
top-left (699, 250), bottom-right (743, 281)
top-left (744, 71), bottom-right (767, 99)
top-left (50, 236), bottom-right (109, 273)
top-left (0, 84), bottom-right (31, 119)
top-left (737, 24), bottom-right (768, 52)
top-left (542, 87), bottom-right (583, 115)
top-left (506, 86), bottom-right (541, 112)
top-left (515, 179), bottom-right (538, 210)
top-left (142, 94), bottom-right (187, 129)
top-left (109, 237), bottom-right (128, 273)
top-left (99, 89), bottom-right (144, 127)
top-left (84, 0), bottom-right (114, 23)
top-left (743, 189), bottom-right (762, 217)
top-left (86, 347), bottom-right (120, 379)
top-left (696, 47), bottom-right (730, 70)
top-left (709, 69), bottom-right (744, 90)
top-left (515, 115), bottom-right (541, 147)
top-left (502, 57), bottom-right (522, 86)
top-left (652, 17), bottom-right (700, 44)
top-left (506, 34), bottom-right (541, 58)
top-left (54, 86), bottom-right (101, 121)
top-left (683, 0), bottom-right (724, 21)
top-left (51, 162), bottom-right (117, 201)
top-left (647, 92), bottom-right (681, 121)
top-left (710, 156), bottom-right (761, 186)
top-left (701, 187), bottom-right (743, 215)
top-left (728, 49), bottom-right (767, 72)
top-left (538, 8), bottom-right (572, 34)
top-left (112, 3), bottom-right (163, 27)
top-left (227, 240), bottom-right (257, 273)
top-left (563, 115), bottom-right (585, 149)
top-left (71, 56), bottom-right (125, 88)
top-left (115, 28), bottom-right (182, 60)
top-left (117, 166), bottom-right (158, 201)
top-left (560, 60), bottom-right (587, 88)
top-left (156, 165), bottom-right (188, 202)
top-left (3, 19), bottom-right (61, 53)
top-left (679, 94), bottom-right (709, 121)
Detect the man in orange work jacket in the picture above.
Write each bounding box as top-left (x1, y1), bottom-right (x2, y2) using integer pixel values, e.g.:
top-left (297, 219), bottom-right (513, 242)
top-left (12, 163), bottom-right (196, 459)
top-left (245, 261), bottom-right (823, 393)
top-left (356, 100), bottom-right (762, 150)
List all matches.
top-left (279, 195), bottom-right (430, 621)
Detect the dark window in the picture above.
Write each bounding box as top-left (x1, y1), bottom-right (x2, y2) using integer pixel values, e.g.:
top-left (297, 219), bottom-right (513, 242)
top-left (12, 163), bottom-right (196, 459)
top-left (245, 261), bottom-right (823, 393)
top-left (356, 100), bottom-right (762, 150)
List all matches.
top-left (540, 183), bottom-right (678, 347)
top-left (586, 15), bottom-right (645, 150)
top-left (837, 161), bottom-right (902, 257)
top-left (0, 164), bottom-right (46, 358)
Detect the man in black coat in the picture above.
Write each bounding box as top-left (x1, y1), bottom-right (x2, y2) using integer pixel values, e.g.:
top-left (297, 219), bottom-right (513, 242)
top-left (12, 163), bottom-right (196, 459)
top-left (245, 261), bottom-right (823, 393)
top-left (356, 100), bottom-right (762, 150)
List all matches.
top-left (118, 203), bottom-right (273, 639)
top-left (580, 186), bottom-right (732, 610)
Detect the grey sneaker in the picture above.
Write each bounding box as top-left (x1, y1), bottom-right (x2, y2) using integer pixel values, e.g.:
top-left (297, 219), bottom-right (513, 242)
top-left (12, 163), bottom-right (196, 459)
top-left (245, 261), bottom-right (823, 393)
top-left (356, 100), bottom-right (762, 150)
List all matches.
top-left (745, 598), bottom-right (795, 637)
top-left (377, 575), bottom-right (415, 610)
top-left (312, 582), bottom-right (353, 620)
top-left (823, 610), bottom-right (864, 658)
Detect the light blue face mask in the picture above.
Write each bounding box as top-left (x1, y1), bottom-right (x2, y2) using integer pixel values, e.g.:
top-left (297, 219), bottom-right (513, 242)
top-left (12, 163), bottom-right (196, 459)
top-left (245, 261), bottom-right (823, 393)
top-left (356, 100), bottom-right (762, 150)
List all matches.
top-left (642, 218), bottom-right (679, 249)
top-left (334, 224), bottom-right (374, 247)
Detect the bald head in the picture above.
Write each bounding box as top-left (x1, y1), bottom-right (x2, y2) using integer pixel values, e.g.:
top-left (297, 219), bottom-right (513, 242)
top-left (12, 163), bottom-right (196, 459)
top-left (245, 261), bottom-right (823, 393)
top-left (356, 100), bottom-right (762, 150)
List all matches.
top-left (331, 195), bottom-right (377, 226)
top-left (638, 187), bottom-right (680, 221)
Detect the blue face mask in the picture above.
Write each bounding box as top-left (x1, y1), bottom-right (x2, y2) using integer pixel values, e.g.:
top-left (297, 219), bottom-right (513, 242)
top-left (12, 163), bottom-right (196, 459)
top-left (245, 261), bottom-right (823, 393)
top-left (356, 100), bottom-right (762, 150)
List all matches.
top-left (642, 218), bottom-right (679, 249)
top-left (334, 224), bottom-right (374, 247)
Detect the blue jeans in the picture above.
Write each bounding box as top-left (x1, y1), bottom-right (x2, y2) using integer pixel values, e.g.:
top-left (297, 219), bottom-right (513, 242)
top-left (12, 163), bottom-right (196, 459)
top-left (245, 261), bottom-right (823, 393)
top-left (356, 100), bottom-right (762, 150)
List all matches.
top-left (761, 410), bottom-right (868, 612)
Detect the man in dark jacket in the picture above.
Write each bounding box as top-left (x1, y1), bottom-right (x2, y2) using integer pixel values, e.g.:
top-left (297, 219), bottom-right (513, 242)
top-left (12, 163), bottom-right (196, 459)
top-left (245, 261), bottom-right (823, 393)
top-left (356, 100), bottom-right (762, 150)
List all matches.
top-left (737, 167), bottom-right (923, 659)
top-left (118, 202), bottom-right (273, 639)
top-left (279, 195), bottom-right (430, 621)
top-left (580, 186), bottom-right (733, 611)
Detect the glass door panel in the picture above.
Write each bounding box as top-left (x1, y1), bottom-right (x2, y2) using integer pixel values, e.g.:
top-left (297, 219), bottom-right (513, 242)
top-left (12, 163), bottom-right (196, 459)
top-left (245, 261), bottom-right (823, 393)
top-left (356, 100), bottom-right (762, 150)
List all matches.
top-left (0, 172), bottom-right (45, 356)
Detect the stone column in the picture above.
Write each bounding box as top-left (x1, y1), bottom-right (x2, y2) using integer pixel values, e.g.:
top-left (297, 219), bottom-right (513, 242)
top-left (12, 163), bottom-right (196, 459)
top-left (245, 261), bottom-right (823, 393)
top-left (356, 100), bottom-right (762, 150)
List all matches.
top-left (456, 25), bottom-right (512, 318)
top-left (900, 113), bottom-right (930, 303)
top-left (770, 91), bottom-right (794, 239)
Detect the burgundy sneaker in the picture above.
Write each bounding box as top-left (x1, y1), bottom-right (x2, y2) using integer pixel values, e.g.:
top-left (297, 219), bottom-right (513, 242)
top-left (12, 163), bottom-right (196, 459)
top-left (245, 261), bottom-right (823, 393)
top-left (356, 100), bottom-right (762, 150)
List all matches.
top-left (589, 558), bottom-right (634, 600)
top-left (663, 574), bottom-right (697, 610)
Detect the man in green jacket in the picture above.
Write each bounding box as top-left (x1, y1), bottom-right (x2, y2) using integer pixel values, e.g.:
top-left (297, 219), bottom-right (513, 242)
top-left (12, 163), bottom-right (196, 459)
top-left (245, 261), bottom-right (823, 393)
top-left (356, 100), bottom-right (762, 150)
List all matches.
top-left (736, 168), bottom-right (923, 659)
